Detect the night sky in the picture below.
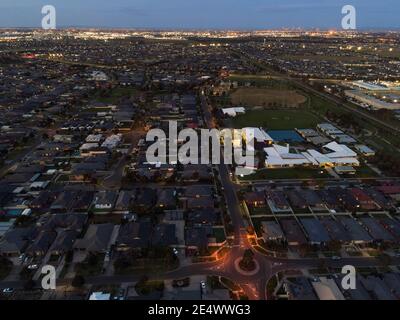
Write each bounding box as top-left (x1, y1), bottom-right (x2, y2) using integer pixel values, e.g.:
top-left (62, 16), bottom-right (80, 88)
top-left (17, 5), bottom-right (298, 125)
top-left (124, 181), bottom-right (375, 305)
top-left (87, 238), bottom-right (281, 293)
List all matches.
top-left (1, 0), bottom-right (398, 30)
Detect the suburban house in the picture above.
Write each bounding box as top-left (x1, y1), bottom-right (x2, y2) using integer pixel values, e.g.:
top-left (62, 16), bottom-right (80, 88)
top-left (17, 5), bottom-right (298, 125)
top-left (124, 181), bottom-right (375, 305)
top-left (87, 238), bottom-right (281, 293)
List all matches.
top-left (244, 192), bottom-right (266, 208)
top-left (74, 223), bottom-right (114, 253)
top-left (156, 189), bottom-right (177, 209)
top-left (261, 221), bottom-right (285, 242)
top-left (265, 190), bottom-right (292, 213)
top-left (93, 191), bottom-right (118, 213)
top-left (0, 227), bottom-right (36, 257)
top-left (279, 219), bottom-right (307, 246)
top-left (114, 191), bottom-right (135, 213)
top-left (151, 224), bottom-right (178, 247)
top-left (185, 225), bottom-right (213, 255)
top-left (349, 188), bottom-right (379, 211)
top-left (25, 230), bottom-right (57, 257)
top-left (115, 221), bottom-right (152, 252)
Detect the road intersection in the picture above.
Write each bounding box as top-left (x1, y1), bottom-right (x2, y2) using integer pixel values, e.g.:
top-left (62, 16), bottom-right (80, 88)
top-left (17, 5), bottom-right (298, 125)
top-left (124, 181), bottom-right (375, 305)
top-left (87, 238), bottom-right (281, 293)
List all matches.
top-left (1, 91), bottom-right (399, 300)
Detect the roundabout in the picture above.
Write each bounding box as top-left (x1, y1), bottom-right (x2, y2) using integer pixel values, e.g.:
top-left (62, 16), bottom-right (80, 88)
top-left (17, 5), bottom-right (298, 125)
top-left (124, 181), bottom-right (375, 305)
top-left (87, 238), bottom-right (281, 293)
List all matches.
top-left (234, 257), bottom-right (260, 276)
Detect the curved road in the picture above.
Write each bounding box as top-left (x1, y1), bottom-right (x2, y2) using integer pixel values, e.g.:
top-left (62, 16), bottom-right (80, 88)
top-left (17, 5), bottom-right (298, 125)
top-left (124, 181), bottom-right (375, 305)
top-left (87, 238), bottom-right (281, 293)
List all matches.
top-left (2, 91), bottom-right (399, 300)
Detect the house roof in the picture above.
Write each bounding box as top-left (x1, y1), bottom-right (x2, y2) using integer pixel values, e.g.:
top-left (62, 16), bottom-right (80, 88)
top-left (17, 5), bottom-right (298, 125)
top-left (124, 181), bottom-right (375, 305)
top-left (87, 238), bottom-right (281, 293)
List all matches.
top-left (311, 277), bottom-right (345, 300)
top-left (376, 185), bottom-right (400, 195)
top-left (280, 219), bottom-right (307, 245)
top-left (349, 188), bottom-right (373, 202)
top-left (286, 190), bottom-right (307, 209)
top-left (156, 189), bottom-right (176, 207)
top-left (135, 188), bottom-right (157, 207)
top-left (152, 224), bottom-right (177, 247)
top-left (185, 226), bottom-right (212, 248)
top-left (360, 276), bottom-right (396, 300)
top-left (284, 277), bottom-right (317, 300)
top-left (94, 191), bottom-right (118, 206)
top-left (360, 217), bottom-right (394, 241)
top-left (339, 217), bottom-right (372, 242)
top-left (26, 230), bottom-right (57, 255)
top-left (187, 197), bottom-right (214, 209)
top-left (184, 185), bottom-right (213, 198)
top-left (300, 190), bottom-right (324, 207)
top-left (0, 227), bottom-right (35, 254)
top-left (320, 217), bottom-right (351, 242)
top-left (74, 223), bottom-right (114, 252)
top-left (261, 221), bottom-right (284, 239)
top-left (50, 230), bottom-right (79, 253)
top-left (300, 218), bottom-right (331, 243)
top-left (115, 191), bottom-right (135, 210)
top-left (244, 192), bottom-right (265, 204)
top-left (379, 217), bottom-right (400, 241)
top-left (116, 221), bottom-right (151, 249)
top-left (317, 190), bottom-right (340, 208)
top-left (265, 190), bottom-right (290, 209)
top-left (41, 213), bottom-right (87, 231)
top-left (187, 209), bottom-right (219, 225)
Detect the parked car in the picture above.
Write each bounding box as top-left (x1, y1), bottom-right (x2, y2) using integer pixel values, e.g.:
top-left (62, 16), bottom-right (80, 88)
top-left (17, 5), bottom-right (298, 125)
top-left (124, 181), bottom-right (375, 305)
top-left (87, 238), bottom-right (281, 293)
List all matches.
top-left (2, 288), bottom-right (14, 294)
top-left (118, 288), bottom-right (125, 300)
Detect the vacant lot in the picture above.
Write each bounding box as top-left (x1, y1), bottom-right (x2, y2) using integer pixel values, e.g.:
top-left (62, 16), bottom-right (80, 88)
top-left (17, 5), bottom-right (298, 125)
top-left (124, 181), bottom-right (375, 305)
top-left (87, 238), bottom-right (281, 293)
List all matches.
top-left (93, 87), bottom-right (138, 103)
top-left (232, 109), bottom-right (321, 130)
top-left (231, 88), bottom-right (306, 108)
top-left (228, 75), bottom-right (293, 89)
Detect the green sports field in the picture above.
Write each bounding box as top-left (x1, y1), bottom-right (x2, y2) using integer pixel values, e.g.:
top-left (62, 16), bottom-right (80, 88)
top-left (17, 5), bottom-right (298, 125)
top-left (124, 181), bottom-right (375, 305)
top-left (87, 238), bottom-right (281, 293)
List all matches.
top-left (232, 109), bottom-right (321, 130)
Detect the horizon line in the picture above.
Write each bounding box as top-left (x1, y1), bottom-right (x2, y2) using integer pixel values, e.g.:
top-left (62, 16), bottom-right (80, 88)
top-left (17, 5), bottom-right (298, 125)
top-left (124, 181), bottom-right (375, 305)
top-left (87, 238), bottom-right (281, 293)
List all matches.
top-left (1, 26), bottom-right (400, 33)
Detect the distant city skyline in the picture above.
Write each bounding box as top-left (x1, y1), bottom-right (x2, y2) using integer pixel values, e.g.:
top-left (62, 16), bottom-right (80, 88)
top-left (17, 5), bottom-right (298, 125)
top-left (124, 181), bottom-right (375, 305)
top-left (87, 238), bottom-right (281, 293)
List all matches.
top-left (1, 0), bottom-right (399, 30)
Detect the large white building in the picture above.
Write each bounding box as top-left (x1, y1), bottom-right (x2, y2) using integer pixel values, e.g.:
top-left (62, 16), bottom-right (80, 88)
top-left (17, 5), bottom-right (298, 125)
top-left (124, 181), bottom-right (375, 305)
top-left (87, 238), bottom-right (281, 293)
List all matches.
top-left (221, 107), bottom-right (246, 117)
top-left (264, 141), bottom-right (359, 168)
top-left (242, 127), bottom-right (274, 145)
top-left (345, 90), bottom-right (400, 110)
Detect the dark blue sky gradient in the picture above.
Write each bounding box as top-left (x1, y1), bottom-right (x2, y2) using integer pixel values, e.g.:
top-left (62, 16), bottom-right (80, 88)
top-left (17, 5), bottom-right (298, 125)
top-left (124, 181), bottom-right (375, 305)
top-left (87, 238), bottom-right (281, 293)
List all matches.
top-left (1, 0), bottom-right (398, 29)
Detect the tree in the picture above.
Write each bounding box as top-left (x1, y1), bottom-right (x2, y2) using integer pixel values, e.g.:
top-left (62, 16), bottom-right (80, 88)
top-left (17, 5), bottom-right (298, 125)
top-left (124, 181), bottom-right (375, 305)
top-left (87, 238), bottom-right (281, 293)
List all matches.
top-left (0, 256), bottom-right (12, 278)
top-left (239, 249), bottom-right (256, 271)
top-left (65, 251), bottom-right (73, 264)
top-left (87, 253), bottom-right (99, 266)
top-left (136, 275), bottom-right (149, 289)
top-left (243, 249), bottom-right (254, 261)
top-left (114, 256), bottom-right (132, 271)
top-left (377, 253), bottom-right (392, 267)
top-left (24, 279), bottom-right (36, 291)
top-left (327, 240), bottom-right (342, 252)
top-left (246, 226), bottom-right (255, 236)
top-left (71, 275), bottom-right (85, 288)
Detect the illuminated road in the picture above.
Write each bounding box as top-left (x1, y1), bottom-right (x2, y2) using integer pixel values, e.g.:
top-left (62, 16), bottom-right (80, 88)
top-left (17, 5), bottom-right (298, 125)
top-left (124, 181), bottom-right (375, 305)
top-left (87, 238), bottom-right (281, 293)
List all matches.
top-left (1, 91), bottom-right (399, 300)
top-left (198, 89), bottom-right (400, 300)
